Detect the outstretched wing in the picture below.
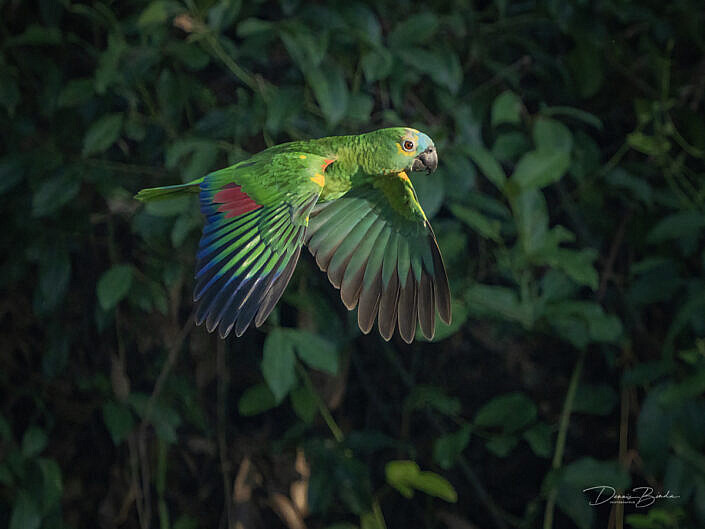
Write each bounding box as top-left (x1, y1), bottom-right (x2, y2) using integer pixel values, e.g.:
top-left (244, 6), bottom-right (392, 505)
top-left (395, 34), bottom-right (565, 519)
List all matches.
top-left (195, 152), bottom-right (331, 338)
top-left (304, 172), bottom-right (451, 343)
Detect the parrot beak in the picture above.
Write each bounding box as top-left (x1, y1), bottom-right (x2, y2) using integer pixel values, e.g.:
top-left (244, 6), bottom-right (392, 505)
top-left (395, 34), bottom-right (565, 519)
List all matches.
top-left (411, 146), bottom-right (438, 174)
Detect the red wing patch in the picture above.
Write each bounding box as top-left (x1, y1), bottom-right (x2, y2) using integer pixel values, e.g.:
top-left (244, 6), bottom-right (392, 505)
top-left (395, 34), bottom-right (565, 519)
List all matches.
top-left (213, 184), bottom-right (262, 219)
top-left (322, 158), bottom-right (335, 171)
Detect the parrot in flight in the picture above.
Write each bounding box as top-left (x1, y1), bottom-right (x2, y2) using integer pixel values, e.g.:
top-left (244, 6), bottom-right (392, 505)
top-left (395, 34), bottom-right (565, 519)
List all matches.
top-left (135, 127), bottom-right (451, 343)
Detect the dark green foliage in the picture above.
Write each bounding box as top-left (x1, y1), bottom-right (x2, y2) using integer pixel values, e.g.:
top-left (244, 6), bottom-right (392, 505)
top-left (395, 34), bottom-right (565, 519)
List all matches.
top-left (1, 1), bottom-right (704, 528)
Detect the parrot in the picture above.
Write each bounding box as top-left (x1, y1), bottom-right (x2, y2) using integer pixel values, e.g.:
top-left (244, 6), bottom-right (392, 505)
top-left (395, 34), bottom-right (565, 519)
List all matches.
top-left (135, 127), bottom-right (451, 343)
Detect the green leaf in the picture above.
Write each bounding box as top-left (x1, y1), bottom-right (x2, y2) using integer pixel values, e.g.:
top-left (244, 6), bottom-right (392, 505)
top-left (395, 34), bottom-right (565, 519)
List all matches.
top-left (35, 247), bottom-right (71, 313)
top-left (523, 423), bottom-right (552, 458)
top-left (557, 458), bottom-right (630, 529)
top-left (9, 490), bottom-right (41, 529)
top-left (540, 106), bottom-right (603, 130)
top-left (237, 18), bottom-right (274, 37)
top-left (346, 92), bottom-right (374, 123)
top-left (265, 86), bottom-right (303, 133)
top-left (411, 170), bottom-right (444, 218)
top-left (290, 385), bottom-right (318, 423)
top-left (627, 132), bottom-right (670, 156)
top-left (433, 424), bottom-right (471, 469)
top-left (165, 138), bottom-right (218, 182)
top-left (307, 63), bottom-right (349, 126)
top-left (659, 369), bottom-right (705, 405)
top-left (360, 506), bottom-right (385, 529)
top-left (57, 78), bottom-right (95, 107)
top-left (82, 113), bottom-right (123, 156)
top-left (467, 145), bottom-right (507, 190)
top-left (491, 90), bottom-right (522, 127)
top-left (404, 385), bottom-right (461, 416)
top-left (512, 149), bottom-right (571, 190)
top-left (484, 434), bottom-right (519, 457)
top-left (511, 188), bottom-right (548, 257)
top-left (102, 400), bottom-right (135, 445)
top-left (280, 25), bottom-right (327, 70)
top-left (38, 458), bottom-right (63, 509)
top-left (533, 117), bottom-right (573, 153)
top-left (6, 25), bottom-right (61, 46)
top-left (95, 34), bottom-right (126, 94)
top-left (626, 510), bottom-right (685, 529)
top-left (545, 301), bottom-right (622, 346)
top-left (151, 405), bottom-right (181, 444)
top-left (474, 392), bottom-right (537, 432)
top-left (562, 457), bottom-right (631, 490)
top-left (544, 248), bottom-right (599, 290)
top-left (165, 41), bottom-right (210, 70)
top-left (261, 328), bottom-right (297, 403)
top-left (385, 460), bottom-right (457, 502)
top-left (238, 383), bottom-right (278, 416)
top-left (171, 213), bottom-right (199, 247)
top-left (138, 1), bottom-right (180, 27)
top-left (450, 203), bottom-right (501, 241)
top-left (555, 484), bottom-right (593, 529)
top-left (97, 264), bottom-right (135, 311)
top-left (289, 330), bottom-right (339, 374)
top-left (388, 13), bottom-right (440, 47)
top-left (466, 284), bottom-right (533, 328)
top-left (145, 195), bottom-right (192, 217)
top-left (21, 426), bottom-right (48, 458)
top-left (360, 48), bottom-right (393, 83)
top-left (31, 173), bottom-right (80, 217)
top-left (492, 131), bottom-right (531, 162)
top-left (608, 168), bottom-right (653, 206)
top-left (411, 48), bottom-right (462, 94)
top-left (647, 210), bottom-right (705, 244)
top-left (343, 5), bottom-right (381, 46)
top-left (207, 0), bottom-right (242, 31)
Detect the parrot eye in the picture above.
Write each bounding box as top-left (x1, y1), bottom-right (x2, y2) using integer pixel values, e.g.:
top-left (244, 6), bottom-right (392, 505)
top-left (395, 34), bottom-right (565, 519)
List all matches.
top-left (402, 140), bottom-right (415, 151)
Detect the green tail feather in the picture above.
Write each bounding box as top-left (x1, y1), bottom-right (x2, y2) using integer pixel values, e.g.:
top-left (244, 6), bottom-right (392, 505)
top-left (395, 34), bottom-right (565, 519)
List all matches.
top-left (134, 178), bottom-right (203, 202)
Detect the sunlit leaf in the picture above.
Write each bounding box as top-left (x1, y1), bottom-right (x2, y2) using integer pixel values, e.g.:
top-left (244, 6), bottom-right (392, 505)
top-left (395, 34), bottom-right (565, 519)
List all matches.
top-left (385, 460), bottom-right (457, 502)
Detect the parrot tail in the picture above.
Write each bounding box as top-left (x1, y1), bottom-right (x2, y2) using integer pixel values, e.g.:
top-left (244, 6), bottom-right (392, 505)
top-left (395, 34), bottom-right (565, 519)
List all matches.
top-left (134, 179), bottom-right (203, 202)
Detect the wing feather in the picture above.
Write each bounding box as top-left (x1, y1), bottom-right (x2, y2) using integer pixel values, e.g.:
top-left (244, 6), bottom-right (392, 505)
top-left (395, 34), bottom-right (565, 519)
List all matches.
top-left (194, 153), bottom-right (327, 337)
top-left (305, 178), bottom-right (451, 342)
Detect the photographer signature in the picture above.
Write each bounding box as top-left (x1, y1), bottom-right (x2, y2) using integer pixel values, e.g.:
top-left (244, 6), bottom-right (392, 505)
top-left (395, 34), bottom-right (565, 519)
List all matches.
top-left (582, 486), bottom-right (679, 508)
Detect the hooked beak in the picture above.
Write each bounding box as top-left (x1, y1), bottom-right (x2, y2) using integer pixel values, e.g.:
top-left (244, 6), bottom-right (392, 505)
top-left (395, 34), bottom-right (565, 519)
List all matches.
top-left (411, 146), bottom-right (438, 174)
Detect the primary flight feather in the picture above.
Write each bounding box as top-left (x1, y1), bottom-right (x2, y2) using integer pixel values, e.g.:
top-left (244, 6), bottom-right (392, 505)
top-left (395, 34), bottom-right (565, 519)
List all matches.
top-left (135, 127), bottom-right (451, 343)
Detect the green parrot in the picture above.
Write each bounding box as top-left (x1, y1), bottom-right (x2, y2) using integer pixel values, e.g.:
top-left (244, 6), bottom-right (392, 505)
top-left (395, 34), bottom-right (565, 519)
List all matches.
top-left (135, 127), bottom-right (451, 343)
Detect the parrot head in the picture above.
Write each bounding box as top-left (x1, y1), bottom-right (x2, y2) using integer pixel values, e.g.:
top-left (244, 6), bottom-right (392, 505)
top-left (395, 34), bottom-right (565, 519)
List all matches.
top-left (366, 127), bottom-right (438, 175)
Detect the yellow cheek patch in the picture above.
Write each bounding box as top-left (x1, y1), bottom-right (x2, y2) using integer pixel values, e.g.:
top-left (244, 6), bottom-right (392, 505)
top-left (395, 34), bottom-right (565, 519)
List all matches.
top-left (396, 143), bottom-right (416, 157)
top-left (397, 131), bottom-right (420, 157)
top-left (311, 173), bottom-right (325, 187)
top-left (398, 171), bottom-right (411, 183)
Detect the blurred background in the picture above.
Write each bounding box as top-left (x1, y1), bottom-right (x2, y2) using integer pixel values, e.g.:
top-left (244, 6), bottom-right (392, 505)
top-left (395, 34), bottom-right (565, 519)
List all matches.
top-left (1, 1), bottom-right (705, 528)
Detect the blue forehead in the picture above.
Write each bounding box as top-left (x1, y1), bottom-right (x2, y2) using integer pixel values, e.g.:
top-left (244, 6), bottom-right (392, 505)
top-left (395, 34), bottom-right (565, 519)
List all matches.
top-left (415, 132), bottom-right (433, 151)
